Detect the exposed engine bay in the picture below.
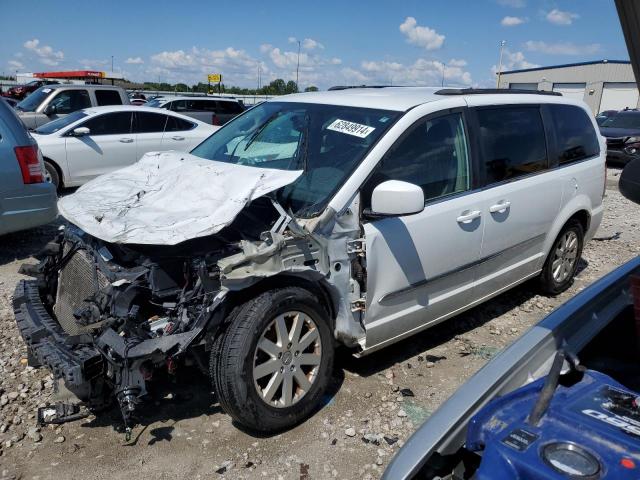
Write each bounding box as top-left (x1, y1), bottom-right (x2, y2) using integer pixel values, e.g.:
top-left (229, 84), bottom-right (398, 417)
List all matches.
top-left (14, 192), bottom-right (368, 437)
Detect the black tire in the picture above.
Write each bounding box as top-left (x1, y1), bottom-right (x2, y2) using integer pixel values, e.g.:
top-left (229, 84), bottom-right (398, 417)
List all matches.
top-left (44, 161), bottom-right (60, 190)
top-left (539, 219), bottom-right (584, 295)
top-left (210, 287), bottom-right (334, 433)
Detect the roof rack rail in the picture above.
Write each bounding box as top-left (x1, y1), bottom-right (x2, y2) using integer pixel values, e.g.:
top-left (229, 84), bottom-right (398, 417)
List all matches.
top-left (435, 88), bottom-right (562, 96)
top-left (328, 85), bottom-right (395, 91)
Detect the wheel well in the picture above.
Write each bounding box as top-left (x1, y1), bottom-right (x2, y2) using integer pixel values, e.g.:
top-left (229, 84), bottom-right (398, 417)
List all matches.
top-left (43, 157), bottom-right (63, 186)
top-left (567, 209), bottom-right (590, 234)
top-left (224, 274), bottom-right (337, 329)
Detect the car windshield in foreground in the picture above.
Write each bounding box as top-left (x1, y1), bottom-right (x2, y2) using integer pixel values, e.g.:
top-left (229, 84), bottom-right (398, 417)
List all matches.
top-left (602, 112), bottom-right (640, 129)
top-left (191, 101), bottom-right (400, 216)
top-left (15, 87), bottom-right (53, 112)
top-left (34, 111), bottom-right (88, 135)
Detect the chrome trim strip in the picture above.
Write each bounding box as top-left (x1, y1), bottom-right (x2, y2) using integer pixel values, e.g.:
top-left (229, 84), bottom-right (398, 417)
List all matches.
top-left (378, 233), bottom-right (546, 304)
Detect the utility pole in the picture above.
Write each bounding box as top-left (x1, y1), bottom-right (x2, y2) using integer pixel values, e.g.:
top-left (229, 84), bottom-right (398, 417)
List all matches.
top-left (111, 55), bottom-right (114, 73)
top-left (296, 40), bottom-right (301, 92)
top-left (441, 61), bottom-right (446, 87)
top-left (496, 40), bottom-right (506, 88)
top-left (258, 64), bottom-right (262, 90)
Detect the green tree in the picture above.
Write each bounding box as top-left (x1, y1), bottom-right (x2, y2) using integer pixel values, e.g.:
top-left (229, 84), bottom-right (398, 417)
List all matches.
top-left (304, 86), bottom-right (319, 92)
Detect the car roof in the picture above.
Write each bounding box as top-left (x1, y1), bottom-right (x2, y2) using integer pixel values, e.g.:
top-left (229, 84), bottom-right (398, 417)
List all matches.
top-left (274, 87), bottom-right (578, 112)
top-left (157, 96), bottom-right (239, 103)
top-left (73, 105), bottom-right (211, 126)
top-left (44, 84), bottom-right (123, 90)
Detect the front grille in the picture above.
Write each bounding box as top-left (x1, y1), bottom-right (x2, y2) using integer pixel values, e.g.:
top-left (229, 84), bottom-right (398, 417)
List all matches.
top-left (53, 246), bottom-right (110, 336)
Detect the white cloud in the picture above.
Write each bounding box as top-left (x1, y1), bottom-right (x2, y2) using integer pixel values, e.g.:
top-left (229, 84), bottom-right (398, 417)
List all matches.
top-left (149, 46), bottom-right (266, 85)
top-left (399, 17), bottom-right (445, 51)
top-left (497, 0), bottom-right (525, 7)
top-left (546, 9), bottom-right (579, 26)
top-left (525, 40), bottom-right (601, 55)
top-left (23, 38), bottom-right (64, 66)
top-left (302, 38), bottom-right (324, 50)
top-left (79, 58), bottom-right (109, 70)
top-left (125, 57), bottom-right (144, 64)
top-left (287, 37), bottom-right (297, 44)
top-left (8, 60), bottom-right (25, 70)
top-left (501, 16), bottom-right (526, 26)
top-left (358, 57), bottom-right (472, 86)
top-left (492, 49), bottom-right (539, 74)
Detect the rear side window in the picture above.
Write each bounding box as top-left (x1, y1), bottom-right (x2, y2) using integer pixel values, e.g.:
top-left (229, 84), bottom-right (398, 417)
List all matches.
top-left (80, 112), bottom-right (132, 135)
top-left (477, 106), bottom-right (547, 185)
top-left (135, 112), bottom-right (168, 133)
top-left (165, 115), bottom-right (195, 131)
top-left (548, 105), bottom-right (600, 164)
top-left (95, 90), bottom-right (123, 106)
top-left (217, 101), bottom-right (243, 114)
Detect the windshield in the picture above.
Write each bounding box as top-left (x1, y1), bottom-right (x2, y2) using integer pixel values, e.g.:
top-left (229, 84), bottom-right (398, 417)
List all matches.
top-left (15, 87), bottom-right (54, 112)
top-left (34, 110), bottom-right (88, 135)
top-left (602, 112), bottom-right (640, 129)
top-left (191, 101), bottom-right (400, 216)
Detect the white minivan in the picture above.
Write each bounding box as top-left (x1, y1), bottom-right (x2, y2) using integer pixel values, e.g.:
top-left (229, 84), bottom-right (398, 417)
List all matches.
top-left (14, 87), bottom-right (605, 433)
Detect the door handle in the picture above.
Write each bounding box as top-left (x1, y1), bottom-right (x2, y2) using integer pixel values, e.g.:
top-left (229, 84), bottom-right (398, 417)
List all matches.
top-left (171, 136), bottom-right (185, 141)
top-left (119, 138), bottom-right (134, 143)
top-left (456, 210), bottom-right (481, 223)
top-left (489, 200), bottom-right (511, 213)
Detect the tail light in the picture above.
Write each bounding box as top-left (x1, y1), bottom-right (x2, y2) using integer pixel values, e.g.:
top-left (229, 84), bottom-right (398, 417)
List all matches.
top-left (15, 145), bottom-right (44, 184)
top-left (212, 114), bottom-right (220, 126)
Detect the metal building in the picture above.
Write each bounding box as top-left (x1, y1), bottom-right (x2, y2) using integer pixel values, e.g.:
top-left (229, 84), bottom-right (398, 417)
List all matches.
top-left (497, 60), bottom-right (638, 114)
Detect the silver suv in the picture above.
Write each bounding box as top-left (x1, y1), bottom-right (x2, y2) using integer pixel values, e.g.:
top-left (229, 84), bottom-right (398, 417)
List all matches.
top-left (15, 84), bottom-right (130, 129)
top-left (13, 87), bottom-right (604, 434)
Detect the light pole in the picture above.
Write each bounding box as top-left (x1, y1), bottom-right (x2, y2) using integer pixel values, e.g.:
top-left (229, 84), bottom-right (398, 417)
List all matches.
top-left (441, 61), bottom-right (446, 87)
top-left (258, 64), bottom-right (262, 90)
top-left (295, 40), bottom-right (301, 92)
top-left (111, 55), bottom-right (114, 73)
top-left (496, 40), bottom-right (506, 88)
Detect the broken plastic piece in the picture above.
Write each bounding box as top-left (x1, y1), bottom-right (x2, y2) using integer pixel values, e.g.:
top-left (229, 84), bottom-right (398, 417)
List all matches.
top-left (37, 403), bottom-right (88, 425)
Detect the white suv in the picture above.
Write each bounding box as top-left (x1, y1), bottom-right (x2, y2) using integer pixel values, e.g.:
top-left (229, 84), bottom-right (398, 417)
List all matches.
top-left (14, 87), bottom-right (605, 433)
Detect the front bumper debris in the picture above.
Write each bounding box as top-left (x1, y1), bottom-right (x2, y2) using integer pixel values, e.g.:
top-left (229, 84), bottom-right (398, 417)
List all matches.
top-left (13, 279), bottom-right (103, 393)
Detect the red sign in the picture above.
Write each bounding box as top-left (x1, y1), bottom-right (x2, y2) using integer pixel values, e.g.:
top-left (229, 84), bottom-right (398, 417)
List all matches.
top-left (33, 70), bottom-right (105, 79)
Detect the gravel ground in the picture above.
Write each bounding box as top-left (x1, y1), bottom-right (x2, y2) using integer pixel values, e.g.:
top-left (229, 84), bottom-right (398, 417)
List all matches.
top-left (1, 180), bottom-right (639, 480)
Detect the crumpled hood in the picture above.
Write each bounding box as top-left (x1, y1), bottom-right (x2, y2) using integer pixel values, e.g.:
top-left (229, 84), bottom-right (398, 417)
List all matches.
top-left (58, 151), bottom-right (302, 245)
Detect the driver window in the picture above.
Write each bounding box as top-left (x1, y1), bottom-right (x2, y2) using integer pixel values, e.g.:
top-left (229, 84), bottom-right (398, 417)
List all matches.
top-left (48, 90), bottom-right (91, 114)
top-left (362, 112), bottom-right (470, 209)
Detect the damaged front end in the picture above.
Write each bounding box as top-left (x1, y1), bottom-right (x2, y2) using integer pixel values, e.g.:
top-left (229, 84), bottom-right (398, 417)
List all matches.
top-left (15, 223), bottom-right (232, 433)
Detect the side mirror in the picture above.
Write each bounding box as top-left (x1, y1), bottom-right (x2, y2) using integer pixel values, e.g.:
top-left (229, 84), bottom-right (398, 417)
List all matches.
top-left (370, 180), bottom-right (425, 216)
top-left (71, 127), bottom-right (90, 136)
top-left (620, 157), bottom-right (640, 205)
top-left (43, 104), bottom-right (57, 115)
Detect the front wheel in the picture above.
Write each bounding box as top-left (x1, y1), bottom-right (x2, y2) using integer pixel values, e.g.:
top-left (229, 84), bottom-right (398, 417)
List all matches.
top-left (539, 220), bottom-right (584, 295)
top-left (211, 287), bottom-right (334, 432)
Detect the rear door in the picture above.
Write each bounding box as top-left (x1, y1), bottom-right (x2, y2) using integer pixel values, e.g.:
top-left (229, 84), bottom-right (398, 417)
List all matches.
top-left (65, 111), bottom-right (135, 183)
top-left (161, 115), bottom-right (204, 150)
top-left (39, 89), bottom-right (91, 127)
top-left (471, 104), bottom-right (563, 300)
top-left (133, 111), bottom-right (169, 157)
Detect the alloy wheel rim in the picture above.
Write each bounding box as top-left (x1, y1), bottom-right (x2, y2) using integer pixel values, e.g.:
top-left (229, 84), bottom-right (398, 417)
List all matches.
top-left (253, 310), bottom-right (322, 408)
top-left (551, 230), bottom-right (578, 283)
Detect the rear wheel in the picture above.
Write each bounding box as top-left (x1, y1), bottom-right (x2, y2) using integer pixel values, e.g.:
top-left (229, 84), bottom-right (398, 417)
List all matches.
top-left (44, 161), bottom-right (60, 190)
top-left (539, 220), bottom-right (584, 295)
top-left (211, 287), bottom-right (334, 432)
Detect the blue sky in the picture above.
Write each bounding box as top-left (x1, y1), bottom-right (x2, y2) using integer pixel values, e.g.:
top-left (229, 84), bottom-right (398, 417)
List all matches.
top-left (0, 0), bottom-right (629, 90)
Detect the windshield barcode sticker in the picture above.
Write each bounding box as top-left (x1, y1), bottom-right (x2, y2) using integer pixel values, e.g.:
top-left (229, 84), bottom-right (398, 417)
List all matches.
top-left (327, 119), bottom-right (375, 138)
